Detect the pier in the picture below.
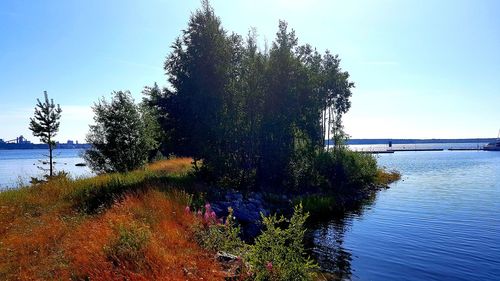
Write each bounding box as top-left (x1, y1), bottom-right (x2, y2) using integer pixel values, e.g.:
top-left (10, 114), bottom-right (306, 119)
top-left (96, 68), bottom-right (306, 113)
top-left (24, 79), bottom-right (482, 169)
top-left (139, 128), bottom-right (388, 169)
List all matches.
top-left (358, 150), bottom-right (395, 154)
top-left (355, 148), bottom-right (490, 153)
top-left (388, 148), bottom-right (444, 152)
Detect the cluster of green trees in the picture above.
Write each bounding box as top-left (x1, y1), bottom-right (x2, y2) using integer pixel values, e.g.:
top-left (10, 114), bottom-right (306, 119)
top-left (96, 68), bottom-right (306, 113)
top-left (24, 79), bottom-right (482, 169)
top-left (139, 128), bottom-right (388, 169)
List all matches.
top-left (30, 2), bottom-right (375, 193)
top-left (147, 2), bottom-right (355, 191)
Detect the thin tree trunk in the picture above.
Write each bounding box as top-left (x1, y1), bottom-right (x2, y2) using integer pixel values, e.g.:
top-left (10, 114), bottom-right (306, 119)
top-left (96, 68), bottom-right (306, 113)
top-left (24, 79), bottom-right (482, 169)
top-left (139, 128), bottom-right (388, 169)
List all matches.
top-left (327, 106), bottom-right (331, 152)
top-left (333, 112), bottom-right (338, 153)
top-left (49, 136), bottom-right (53, 177)
top-left (323, 104), bottom-right (327, 148)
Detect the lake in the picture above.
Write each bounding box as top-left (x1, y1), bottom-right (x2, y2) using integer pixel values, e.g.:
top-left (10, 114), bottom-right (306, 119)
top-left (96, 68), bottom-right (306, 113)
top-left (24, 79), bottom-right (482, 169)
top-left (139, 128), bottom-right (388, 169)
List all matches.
top-left (0, 149), bottom-right (92, 189)
top-left (1, 145), bottom-right (499, 280)
top-left (312, 149), bottom-right (500, 280)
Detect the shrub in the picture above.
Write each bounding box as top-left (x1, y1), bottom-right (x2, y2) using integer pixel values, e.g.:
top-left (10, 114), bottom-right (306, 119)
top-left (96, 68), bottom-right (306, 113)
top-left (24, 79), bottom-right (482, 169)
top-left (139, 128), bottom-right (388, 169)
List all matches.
top-left (246, 204), bottom-right (318, 281)
top-left (193, 205), bottom-right (247, 256)
top-left (315, 148), bottom-right (378, 191)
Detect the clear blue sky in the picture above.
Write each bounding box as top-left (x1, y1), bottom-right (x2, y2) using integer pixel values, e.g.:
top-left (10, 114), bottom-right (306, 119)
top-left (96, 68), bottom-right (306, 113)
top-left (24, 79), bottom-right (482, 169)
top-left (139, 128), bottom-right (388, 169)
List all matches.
top-left (1, 0), bottom-right (499, 143)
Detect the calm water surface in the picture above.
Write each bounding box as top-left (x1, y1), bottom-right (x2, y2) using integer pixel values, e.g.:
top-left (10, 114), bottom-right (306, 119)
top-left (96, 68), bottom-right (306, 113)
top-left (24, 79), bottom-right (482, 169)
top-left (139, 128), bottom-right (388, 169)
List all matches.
top-left (348, 142), bottom-right (488, 151)
top-left (2, 146), bottom-right (499, 280)
top-left (312, 150), bottom-right (500, 280)
top-left (0, 149), bottom-right (92, 189)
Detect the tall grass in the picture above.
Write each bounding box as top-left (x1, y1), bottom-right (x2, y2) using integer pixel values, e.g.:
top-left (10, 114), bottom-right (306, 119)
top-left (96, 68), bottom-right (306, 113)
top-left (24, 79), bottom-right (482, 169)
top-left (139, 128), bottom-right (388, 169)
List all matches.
top-left (375, 168), bottom-right (402, 185)
top-left (0, 158), bottom-right (225, 280)
top-left (297, 195), bottom-right (337, 217)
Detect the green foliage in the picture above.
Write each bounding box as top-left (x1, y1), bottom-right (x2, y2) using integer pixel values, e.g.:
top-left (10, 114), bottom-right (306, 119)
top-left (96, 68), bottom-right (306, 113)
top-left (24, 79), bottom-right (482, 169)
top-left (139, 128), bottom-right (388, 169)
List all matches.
top-left (194, 207), bottom-right (247, 256)
top-left (141, 83), bottom-right (166, 160)
top-left (315, 148), bottom-right (378, 191)
top-left (298, 195), bottom-right (337, 217)
top-left (153, 1), bottom-right (355, 191)
top-left (84, 91), bottom-right (158, 173)
top-left (192, 204), bottom-right (317, 280)
top-left (246, 204), bottom-right (318, 281)
top-left (29, 90), bottom-right (62, 177)
top-left (163, 1), bottom-right (232, 163)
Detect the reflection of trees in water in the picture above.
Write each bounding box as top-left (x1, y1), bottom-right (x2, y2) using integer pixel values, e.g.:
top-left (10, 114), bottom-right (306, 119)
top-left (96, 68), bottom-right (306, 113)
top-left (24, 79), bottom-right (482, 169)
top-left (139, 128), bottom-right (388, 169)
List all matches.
top-left (312, 218), bottom-right (353, 280)
top-left (308, 190), bottom-right (379, 280)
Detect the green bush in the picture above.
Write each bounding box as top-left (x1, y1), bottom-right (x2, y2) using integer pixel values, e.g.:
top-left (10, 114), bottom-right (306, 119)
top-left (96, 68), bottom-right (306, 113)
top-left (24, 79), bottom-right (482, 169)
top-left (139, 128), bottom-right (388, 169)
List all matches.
top-left (193, 204), bottom-right (317, 280)
top-left (246, 204), bottom-right (318, 281)
top-left (194, 207), bottom-right (247, 256)
top-left (315, 148), bottom-right (378, 191)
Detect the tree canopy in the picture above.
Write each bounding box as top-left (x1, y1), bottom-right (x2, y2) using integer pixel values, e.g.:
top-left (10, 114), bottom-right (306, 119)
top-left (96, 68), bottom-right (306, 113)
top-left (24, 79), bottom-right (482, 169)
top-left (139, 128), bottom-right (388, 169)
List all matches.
top-left (153, 1), bottom-right (355, 191)
top-left (84, 91), bottom-right (157, 173)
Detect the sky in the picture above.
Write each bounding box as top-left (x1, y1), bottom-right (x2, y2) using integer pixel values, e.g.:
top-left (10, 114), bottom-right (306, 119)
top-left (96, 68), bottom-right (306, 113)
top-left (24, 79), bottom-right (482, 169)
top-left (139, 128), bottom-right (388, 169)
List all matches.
top-left (1, 0), bottom-right (499, 143)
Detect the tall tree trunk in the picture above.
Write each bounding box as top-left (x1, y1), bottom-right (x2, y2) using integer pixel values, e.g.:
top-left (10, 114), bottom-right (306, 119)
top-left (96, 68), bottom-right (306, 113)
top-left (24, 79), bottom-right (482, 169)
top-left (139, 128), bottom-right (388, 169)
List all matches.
top-left (48, 135), bottom-right (53, 177)
top-left (322, 104), bottom-right (327, 149)
top-left (327, 106), bottom-right (331, 152)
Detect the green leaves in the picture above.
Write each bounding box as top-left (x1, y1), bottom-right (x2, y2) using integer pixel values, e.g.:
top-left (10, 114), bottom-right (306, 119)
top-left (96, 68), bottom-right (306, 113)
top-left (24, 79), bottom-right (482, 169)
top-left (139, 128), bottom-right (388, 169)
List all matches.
top-left (247, 204), bottom-right (318, 281)
top-left (155, 1), bottom-right (355, 191)
top-left (29, 91), bottom-right (62, 144)
top-left (192, 204), bottom-right (318, 280)
top-left (84, 91), bottom-right (157, 174)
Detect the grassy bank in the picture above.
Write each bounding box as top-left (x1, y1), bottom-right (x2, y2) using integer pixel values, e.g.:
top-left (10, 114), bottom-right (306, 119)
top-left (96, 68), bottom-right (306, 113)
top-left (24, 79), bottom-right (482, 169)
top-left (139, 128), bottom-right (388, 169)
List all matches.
top-left (0, 157), bottom-right (400, 280)
top-left (0, 158), bottom-right (226, 280)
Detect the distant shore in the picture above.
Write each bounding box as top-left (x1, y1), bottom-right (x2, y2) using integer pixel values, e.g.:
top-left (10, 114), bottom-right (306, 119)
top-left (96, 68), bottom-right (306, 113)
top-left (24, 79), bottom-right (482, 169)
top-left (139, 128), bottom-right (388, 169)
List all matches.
top-left (0, 143), bottom-right (90, 150)
top-left (1, 139), bottom-right (495, 150)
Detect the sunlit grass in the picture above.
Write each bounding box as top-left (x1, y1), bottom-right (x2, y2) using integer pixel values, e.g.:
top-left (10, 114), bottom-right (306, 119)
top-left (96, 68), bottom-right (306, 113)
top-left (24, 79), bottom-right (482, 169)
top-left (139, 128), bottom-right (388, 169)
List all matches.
top-left (0, 158), bottom-right (225, 280)
top-left (375, 169), bottom-right (402, 185)
top-left (146, 157), bottom-right (193, 174)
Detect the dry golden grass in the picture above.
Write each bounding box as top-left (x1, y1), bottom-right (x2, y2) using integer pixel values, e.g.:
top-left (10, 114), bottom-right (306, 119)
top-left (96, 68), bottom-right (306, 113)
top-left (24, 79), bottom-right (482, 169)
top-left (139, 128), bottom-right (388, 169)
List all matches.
top-left (64, 190), bottom-right (223, 280)
top-left (0, 158), bottom-right (224, 281)
top-left (147, 157), bottom-right (193, 174)
top-left (375, 169), bottom-right (402, 185)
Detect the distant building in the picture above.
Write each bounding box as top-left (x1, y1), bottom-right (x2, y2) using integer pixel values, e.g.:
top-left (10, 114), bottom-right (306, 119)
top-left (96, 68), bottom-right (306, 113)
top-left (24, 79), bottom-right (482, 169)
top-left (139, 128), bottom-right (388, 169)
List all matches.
top-left (15, 135), bottom-right (31, 144)
top-left (0, 135), bottom-right (90, 150)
